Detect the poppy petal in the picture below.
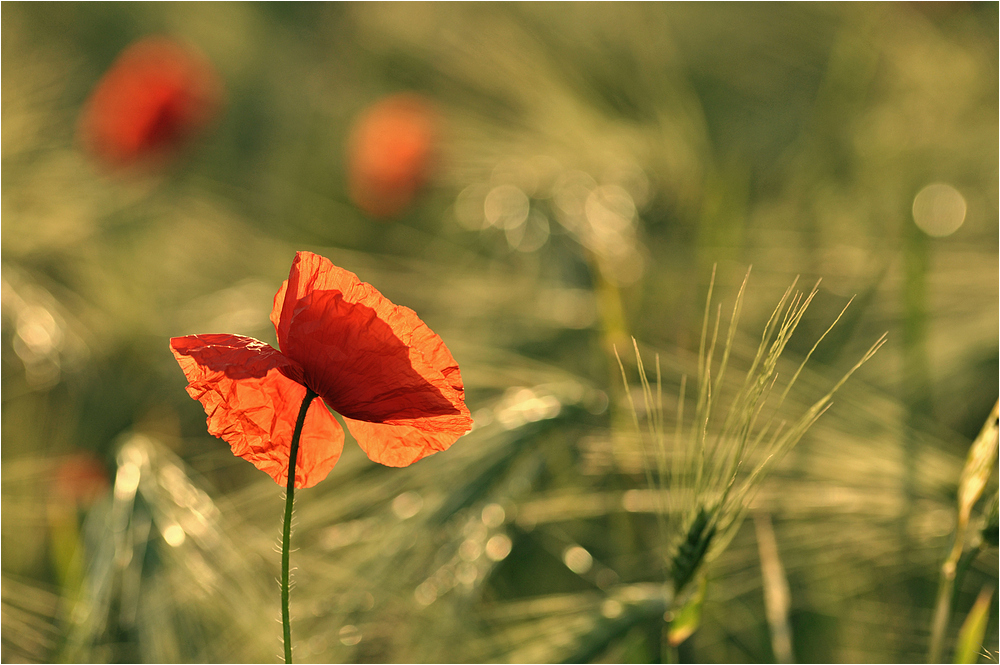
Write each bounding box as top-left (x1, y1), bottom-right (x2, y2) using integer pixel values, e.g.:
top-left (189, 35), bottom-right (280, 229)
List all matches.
top-left (270, 251), bottom-right (386, 355)
top-left (380, 302), bottom-right (467, 398)
top-left (270, 252), bottom-right (472, 464)
top-left (170, 334), bottom-right (344, 488)
top-left (272, 252), bottom-right (466, 393)
top-left (342, 416), bottom-right (472, 467)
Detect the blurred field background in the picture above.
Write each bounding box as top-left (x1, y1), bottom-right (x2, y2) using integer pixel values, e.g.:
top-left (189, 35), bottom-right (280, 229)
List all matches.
top-left (2, 2), bottom-right (997, 663)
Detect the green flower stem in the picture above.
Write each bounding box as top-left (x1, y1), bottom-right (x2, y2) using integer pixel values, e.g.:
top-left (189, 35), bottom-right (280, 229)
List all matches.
top-left (282, 387), bottom-right (317, 665)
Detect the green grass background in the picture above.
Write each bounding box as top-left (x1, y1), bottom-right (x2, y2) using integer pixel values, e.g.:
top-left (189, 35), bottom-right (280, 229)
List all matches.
top-left (2, 3), bottom-right (997, 662)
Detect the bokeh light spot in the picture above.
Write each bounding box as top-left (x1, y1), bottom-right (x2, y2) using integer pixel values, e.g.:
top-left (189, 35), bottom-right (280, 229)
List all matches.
top-left (563, 546), bottom-right (593, 574)
top-left (459, 538), bottom-right (482, 562)
top-left (481, 503), bottom-right (506, 528)
top-left (308, 635), bottom-right (328, 655)
top-left (162, 523), bottom-right (186, 547)
top-left (601, 599), bottom-right (623, 619)
top-left (114, 462), bottom-right (141, 501)
top-left (392, 491), bottom-right (423, 520)
top-left (510, 209), bottom-right (550, 253)
top-left (456, 562), bottom-right (478, 585)
top-left (454, 183), bottom-right (490, 230)
top-left (485, 534), bottom-right (513, 561)
top-left (484, 184), bottom-right (530, 230)
top-left (414, 580), bottom-right (437, 606)
top-left (912, 183), bottom-right (966, 237)
top-left (16, 305), bottom-right (61, 355)
top-left (595, 568), bottom-right (619, 588)
top-left (338, 624), bottom-right (362, 646)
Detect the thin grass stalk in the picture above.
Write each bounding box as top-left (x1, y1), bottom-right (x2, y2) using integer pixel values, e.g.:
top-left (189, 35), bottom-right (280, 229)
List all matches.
top-left (748, 334), bottom-right (886, 489)
top-left (673, 374), bottom-right (687, 497)
top-left (754, 513), bottom-right (794, 664)
top-left (739, 279), bottom-right (798, 397)
top-left (649, 353), bottom-right (668, 508)
top-left (655, 355), bottom-right (664, 447)
top-left (778, 295), bottom-right (855, 405)
top-left (742, 374), bottom-right (781, 453)
top-left (628, 341), bottom-right (671, 543)
top-left (722, 285), bottom-right (799, 439)
top-left (713, 288), bottom-right (830, 507)
top-left (633, 340), bottom-right (656, 443)
top-left (721, 285), bottom-right (822, 479)
top-left (710, 273), bottom-right (753, 409)
top-left (695, 304), bottom-right (722, 454)
top-left (746, 308), bottom-right (880, 538)
top-left (616, 345), bottom-right (667, 550)
top-left (614, 346), bottom-right (642, 437)
top-left (689, 267), bottom-right (718, 499)
top-left (696, 264), bottom-right (717, 396)
top-left (709, 270), bottom-right (751, 423)
top-left (692, 307), bottom-right (722, 496)
top-left (693, 368), bottom-right (713, 496)
top-left (636, 345), bottom-right (668, 521)
top-left (691, 300), bottom-right (717, 461)
top-left (708, 285), bottom-right (808, 497)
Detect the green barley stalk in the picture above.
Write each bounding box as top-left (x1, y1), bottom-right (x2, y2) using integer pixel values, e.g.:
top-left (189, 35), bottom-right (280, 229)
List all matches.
top-left (616, 268), bottom-right (886, 617)
top-left (928, 399), bottom-right (999, 664)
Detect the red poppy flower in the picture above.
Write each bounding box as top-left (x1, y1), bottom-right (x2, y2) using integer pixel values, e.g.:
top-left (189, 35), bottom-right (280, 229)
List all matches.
top-left (79, 36), bottom-right (224, 168)
top-left (347, 93), bottom-right (440, 218)
top-left (51, 452), bottom-right (109, 509)
top-left (170, 252), bottom-right (472, 488)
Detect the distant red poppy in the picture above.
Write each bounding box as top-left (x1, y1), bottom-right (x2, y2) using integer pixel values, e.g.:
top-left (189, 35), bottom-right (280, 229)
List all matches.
top-left (347, 93), bottom-right (440, 218)
top-left (170, 252), bottom-right (472, 488)
top-left (79, 36), bottom-right (224, 168)
top-left (51, 452), bottom-right (109, 508)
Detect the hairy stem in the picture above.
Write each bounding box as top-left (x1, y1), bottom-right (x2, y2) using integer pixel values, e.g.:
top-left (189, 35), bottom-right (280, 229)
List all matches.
top-left (283, 387), bottom-right (317, 664)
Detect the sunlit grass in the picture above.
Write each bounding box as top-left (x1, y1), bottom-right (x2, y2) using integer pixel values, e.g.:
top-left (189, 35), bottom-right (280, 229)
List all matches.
top-left (617, 268), bottom-right (885, 599)
top-left (613, 268), bottom-right (885, 658)
top-left (2, 2), bottom-right (997, 663)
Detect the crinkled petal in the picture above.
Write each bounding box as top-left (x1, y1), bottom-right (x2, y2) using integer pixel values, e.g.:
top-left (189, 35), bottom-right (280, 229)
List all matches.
top-left (170, 334), bottom-right (344, 488)
top-left (269, 251), bottom-right (472, 465)
top-left (271, 251), bottom-right (467, 399)
top-left (281, 289), bottom-right (467, 420)
top-left (343, 415), bottom-right (472, 467)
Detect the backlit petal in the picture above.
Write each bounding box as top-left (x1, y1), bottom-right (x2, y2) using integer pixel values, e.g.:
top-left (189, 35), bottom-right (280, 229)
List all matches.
top-left (170, 334), bottom-right (344, 488)
top-left (343, 416), bottom-right (472, 467)
top-left (271, 251), bottom-right (386, 353)
top-left (272, 252), bottom-right (466, 393)
top-left (269, 252), bottom-right (472, 465)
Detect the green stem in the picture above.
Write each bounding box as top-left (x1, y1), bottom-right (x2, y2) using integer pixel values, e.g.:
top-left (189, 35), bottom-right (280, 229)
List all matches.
top-left (928, 548), bottom-right (960, 664)
top-left (282, 387), bottom-right (317, 665)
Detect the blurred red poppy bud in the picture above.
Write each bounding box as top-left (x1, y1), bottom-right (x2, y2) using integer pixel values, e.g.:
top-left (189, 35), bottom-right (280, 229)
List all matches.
top-left (51, 452), bottom-right (109, 509)
top-left (347, 93), bottom-right (441, 219)
top-left (78, 36), bottom-right (224, 168)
